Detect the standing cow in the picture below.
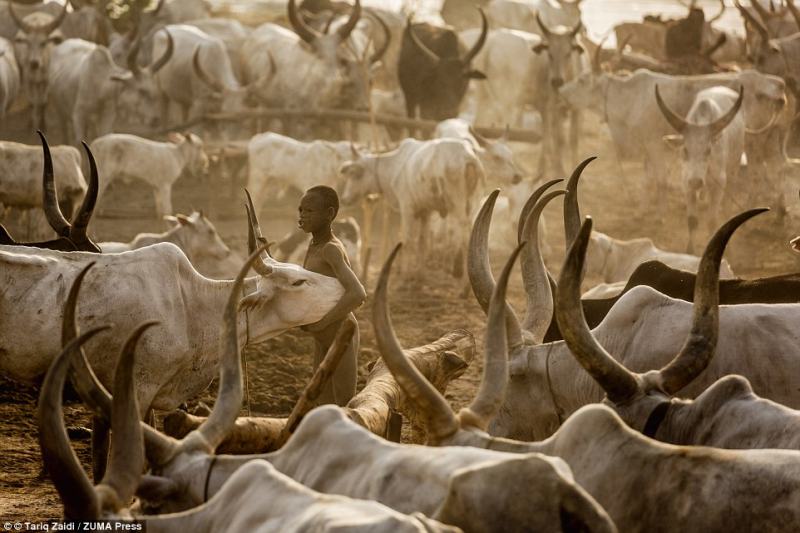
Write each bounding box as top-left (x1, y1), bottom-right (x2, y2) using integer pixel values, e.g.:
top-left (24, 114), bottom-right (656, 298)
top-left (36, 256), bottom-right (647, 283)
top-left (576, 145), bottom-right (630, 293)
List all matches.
top-left (0, 38), bottom-right (20, 118)
top-left (656, 85), bottom-right (745, 253)
top-left (398, 9), bottom-right (488, 121)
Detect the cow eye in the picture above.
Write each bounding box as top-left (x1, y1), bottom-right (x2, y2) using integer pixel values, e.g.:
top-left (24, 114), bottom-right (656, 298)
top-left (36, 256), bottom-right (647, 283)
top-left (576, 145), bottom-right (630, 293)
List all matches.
top-left (292, 279), bottom-right (307, 286)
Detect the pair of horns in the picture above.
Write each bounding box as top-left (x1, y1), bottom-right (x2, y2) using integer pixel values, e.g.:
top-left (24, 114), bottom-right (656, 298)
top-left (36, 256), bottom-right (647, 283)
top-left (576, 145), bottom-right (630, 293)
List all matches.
top-left (126, 27), bottom-right (174, 77)
top-left (9, 0), bottom-right (67, 35)
top-left (289, 0), bottom-right (361, 44)
top-left (407, 8), bottom-right (488, 66)
top-left (655, 85), bottom-right (745, 138)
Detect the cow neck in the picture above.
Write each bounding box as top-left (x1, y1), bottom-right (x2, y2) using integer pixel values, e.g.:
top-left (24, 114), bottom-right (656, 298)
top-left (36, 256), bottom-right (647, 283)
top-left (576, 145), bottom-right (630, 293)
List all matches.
top-left (536, 342), bottom-right (603, 417)
top-left (369, 152), bottom-right (400, 209)
top-left (641, 401), bottom-right (672, 439)
top-left (544, 343), bottom-right (568, 426)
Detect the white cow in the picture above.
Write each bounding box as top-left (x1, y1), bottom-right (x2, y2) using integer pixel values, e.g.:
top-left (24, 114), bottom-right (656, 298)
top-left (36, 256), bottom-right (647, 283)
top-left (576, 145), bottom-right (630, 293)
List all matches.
top-left (656, 85), bottom-right (745, 253)
top-left (0, 38), bottom-right (19, 117)
top-left (246, 132), bottom-right (354, 214)
top-left (434, 118), bottom-right (523, 186)
top-left (99, 211), bottom-right (242, 279)
top-left (339, 138), bottom-right (484, 277)
top-left (184, 17), bottom-right (251, 80)
top-left (91, 132), bottom-right (208, 218)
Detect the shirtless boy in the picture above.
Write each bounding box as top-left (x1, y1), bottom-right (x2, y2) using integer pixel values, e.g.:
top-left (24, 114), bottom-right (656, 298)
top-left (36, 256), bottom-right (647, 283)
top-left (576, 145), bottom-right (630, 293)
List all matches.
top-left (298, 185), bottom-right (366, 406)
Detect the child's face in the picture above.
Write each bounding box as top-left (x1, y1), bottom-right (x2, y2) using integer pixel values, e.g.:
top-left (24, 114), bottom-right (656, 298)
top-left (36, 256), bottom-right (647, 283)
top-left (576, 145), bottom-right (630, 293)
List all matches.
top-left (298, 192), bottom-right (334, 233)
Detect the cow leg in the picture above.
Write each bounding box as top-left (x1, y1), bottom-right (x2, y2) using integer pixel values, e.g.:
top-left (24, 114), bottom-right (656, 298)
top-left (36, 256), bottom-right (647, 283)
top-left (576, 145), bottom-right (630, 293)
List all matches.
top-left (91, 415), bottom-right (110, 482)
top-left (569, 109), bottom-right (581, 163)
top-left (153, 184), bottom-right (173, 219)
top-left (536, 106), bottom-right (549, 180)
top-left (550, 103), bottom-right (567, 177)
top-left (685, 189), bottom-right (699, 255)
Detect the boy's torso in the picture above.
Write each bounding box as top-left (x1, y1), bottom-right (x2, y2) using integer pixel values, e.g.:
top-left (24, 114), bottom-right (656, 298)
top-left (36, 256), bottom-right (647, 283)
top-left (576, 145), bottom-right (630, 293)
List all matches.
top-left (303, 235), bottom-right (351, 278)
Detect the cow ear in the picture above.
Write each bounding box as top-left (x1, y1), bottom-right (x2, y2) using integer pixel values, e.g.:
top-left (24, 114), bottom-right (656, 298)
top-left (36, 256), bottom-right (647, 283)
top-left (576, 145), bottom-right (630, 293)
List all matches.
top-left (110, 71), bottom-right (133, 82)
top-left (466, 69), bottom-right (487, 80)
top-left (532, 43), bottom-right (548, 54)
top-left (662, 134), bottom-right (684, 150)
top-left (175, 214), bottom-right (192, 226)
top-left (167, 132), bottom-right (185, 144)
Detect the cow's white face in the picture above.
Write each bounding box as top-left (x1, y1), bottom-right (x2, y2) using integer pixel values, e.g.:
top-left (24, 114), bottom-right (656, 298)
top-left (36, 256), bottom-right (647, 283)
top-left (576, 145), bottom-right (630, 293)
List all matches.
top-left (166, 212), bottom-right (241, 278)
top-left (532, 27), bottom-right (583, 89)
top-left (663, 127), bottom-right (718, 194)
top-left (13, 14), bottom-right (63, 84)
top-left (483, 141), bottom-right (523, 184)
top-left (558, 70), bottom-right (602, 114)
top-left (171, 133), bottom-right (209, 177)
top-left (338, 160), bottom-right (376, 205)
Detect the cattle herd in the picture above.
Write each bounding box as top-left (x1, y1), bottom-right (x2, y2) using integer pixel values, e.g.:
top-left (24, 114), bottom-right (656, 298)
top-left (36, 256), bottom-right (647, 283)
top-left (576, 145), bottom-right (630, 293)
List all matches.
top-left (3, 0), bottom-right (800, 530)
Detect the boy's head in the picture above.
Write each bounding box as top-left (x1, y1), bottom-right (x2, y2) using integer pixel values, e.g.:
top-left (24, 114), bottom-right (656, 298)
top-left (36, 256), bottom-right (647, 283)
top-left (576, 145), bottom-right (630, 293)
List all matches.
top-left (299, 185), bottom-right (339, 233)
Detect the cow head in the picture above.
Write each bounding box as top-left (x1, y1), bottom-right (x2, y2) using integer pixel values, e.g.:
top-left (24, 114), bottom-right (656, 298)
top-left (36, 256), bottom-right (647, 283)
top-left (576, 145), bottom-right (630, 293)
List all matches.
top-left (338, 144), bottom-right (380, 205)
top-left (470, 125), bottom-right (523, 184)
top-left (656, 85), bottom-right (744, 193)
top-left (405, 9), bottom-right (488, 120)
top-left (168, 132), bottom-right (209, 177)
top-left (110, 28), bottom-right (174, 132)
top-left (532, 13), bottom-right (583, 90)
top-left (192, 46), bottom-right (277, 114)
top-left (11, 3), bottom-right (67, 86)
top-left (163, 211), bottom-right (242, 279)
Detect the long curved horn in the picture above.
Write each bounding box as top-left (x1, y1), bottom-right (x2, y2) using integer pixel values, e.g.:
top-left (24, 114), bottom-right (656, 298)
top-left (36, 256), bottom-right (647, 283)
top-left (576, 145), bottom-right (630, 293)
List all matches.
top-left (460, 242), bottom-right (526, 431)
top-left (536, 11), bottom-right (553, 38)
top-left (373, 243), bottom-right (460, 442)
top-left (655, 85), bottom-right (690, 134)
top-left (42, 0), bottom-right (69, 35)
top-left (126, 33), bottom-right (142, 76)
top-left (69, 142), bottom-right (99, 248)
top-left (658, 209), bottom-right (768, 394)
top-left (288, 0), bottom-right (321, 44)
top-left (709, 0), bottom-right (727, 23)
top-left (195, 242), bottom-right (271, 451)
top-left (735, 0), bottom-right (770, 41)
top-left (0, 223), bottom-right (17, 245)
top-left (555, 218), bottom-right (640, 403)
top-left (407, 18), bottom-right (440, 63)
top-left (461, 8), bottom-right (488, 64)
top-left (520, 190), bottom-right (565, 343)
top-left (708, 86), bottom-right (744, 137)
top-left (564, 156), bottom-right (597, 250)
top-left (787, 0), bottom-right (800, 31)
top-left (100, 322), bottom-right (156, 507)
top-left (38, 131), bottom-right (71, 238)
top-left (336, 0), bottom-right (361, 40)
top-left (149, 28), bottom-right (174, 74)
top-left (192, 47), bottom-right (225, 93)
top-left (750, 0), bottom-right (774, 22)
top-left (516, 179), bottom-right (563, 244)
top-left (592, 34), bottom-right (608, 74)
top-left (369, 11), bottom-right (391, 64)
top-left (467, 190), bottom-right (524, 347)
top-left (9, 2), bottom-right (36, 34)
top-left (244, 189), bottom-right (274, 276)
top-left (39, 329), bottom-right (109, 520)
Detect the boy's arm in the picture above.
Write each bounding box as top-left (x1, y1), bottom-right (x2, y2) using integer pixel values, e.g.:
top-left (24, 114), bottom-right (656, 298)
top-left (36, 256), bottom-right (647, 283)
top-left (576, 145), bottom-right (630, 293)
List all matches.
top-left (304, 243), bottom-right (366, 332)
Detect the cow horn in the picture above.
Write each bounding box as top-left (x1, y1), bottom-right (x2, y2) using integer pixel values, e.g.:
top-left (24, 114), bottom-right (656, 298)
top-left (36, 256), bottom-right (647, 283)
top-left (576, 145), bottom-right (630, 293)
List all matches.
top-left (373, 243), bottom-right (461, 442)
top-left (42, 0), bottom-right (69, 35)
top-left (39, 328), bottom-right (109, 520)
top-left (126, 33), bottom-right (143, 76)
top-left (520, 191), bottom-right (565, 343)
top-left (655, 85), bottom-right (690, 134)
top-left (535, 11), bottom-right (553, 38)
top-left (149, 28), bottom-right (174, 74)
top-left (336, 0), bottom-right (361, 41)
top-left (407, 18), bottom-right (440, 63)
top-left (708, 86), bottom-right (745, 137)
top-left (563, 156), bottom-right (597, 250)
top-left (516, 179), bottom-right (563, 244)
top-left (69, 142), bottom-right (99, 248)
top-left (788, 0), bottom-right (800, 30)
top-left (468, 124), bottom-right (491, 148)
top-left (38, 131), bottom-right (71, 238)
top-left (244, 189), bottom-right (275, 276)
top-left (468, 190), bottom-right (524, 347)
top-left (460, 243), bottom-right (526, 431)
top-left (735, 0), bottom-right (770, 40)
top-left (153, 0), bottom-right (166, 15)
top-left (0, 223), bottom-right (17, 245)
top-left (555, 217), bottom-right (640, 404)
top-left (591, 34), bottom-right (608, 74)
top-left (369, 11), bottom-right (391, 64)
top-left (9, 2), bottom-right (36, 34)
top-left (288, 0), bottom-right (322, 44)
top-left (462, 8), bottom-right (488, 64)
top-left (709, 0), bottom-right (727, 23)
top-left (745, 103), bottom-right (781, 135)
top-left (702, 32), bottom-right (727, 57)
top-left (196, 242), bottom-right (271, 451)
top-left (192, 47), bottom-right (225, 93)
top-left (658, 209), bottom-right (768, 394)
top-left (100, 322), bottom-right (155, 508)
top-left (751, 0), bottom-right (774, 21)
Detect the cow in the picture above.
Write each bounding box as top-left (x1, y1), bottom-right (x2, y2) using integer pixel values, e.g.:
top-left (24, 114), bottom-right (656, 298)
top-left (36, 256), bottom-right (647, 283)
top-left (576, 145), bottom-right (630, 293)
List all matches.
top-left (434, 118), bottom-right (523, 186)
top-left (558, 68), bottom-right (785, 216)
top-left (61, 0), bottom-right (112, 45)
top-left (0, 132), bottom-right (99, 252)
top-left (246, 132), bottom-right (355, 215)
top-left (0, 38), bottom-right (19, 117)
top-left (397, 9), bottom-right (487, 121)
top-left (67, 262), bottom-right (615, 533)
top-left (90, 132), bottom-right (208, 219)
top-left (558, 209), bottom-right (800, 451)
top-left (486, 0), bottom-right (582, 34)
top-left (47, 29), bottom-right (174, 146)
top-left (99, 211), bottom-right (242, 279)
top-left (374, 238), bottom-right (800, 533)
top-left (10, 0), bottom-right (67, 131)
top-left (338, 138), bottom-right (484, 279)
top-left (736, 0), bottom-right (800, 62)
top-left (239, 0), bottom-right (375, 113)
top-left (655, 85), bottom-right (745, 252)
top-left (183, 17), bottom-right (251, 80)
top-left (468, 190), bottom-right (800, 441)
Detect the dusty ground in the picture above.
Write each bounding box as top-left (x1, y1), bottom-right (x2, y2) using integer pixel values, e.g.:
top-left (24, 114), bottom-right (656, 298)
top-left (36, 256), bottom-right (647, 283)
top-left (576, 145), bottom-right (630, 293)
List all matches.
top-left (2, 112), bottom-right (799, 521)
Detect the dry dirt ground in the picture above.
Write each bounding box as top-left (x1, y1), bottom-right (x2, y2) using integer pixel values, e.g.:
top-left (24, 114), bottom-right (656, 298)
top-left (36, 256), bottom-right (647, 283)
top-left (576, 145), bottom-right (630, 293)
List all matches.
top-left (2, 113), bottom-right (799, 521)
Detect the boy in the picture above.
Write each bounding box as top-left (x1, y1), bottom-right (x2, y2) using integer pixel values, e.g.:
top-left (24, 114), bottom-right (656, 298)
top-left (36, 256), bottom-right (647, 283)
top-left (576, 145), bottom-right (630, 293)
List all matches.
top-left (298, 185), bottom-right (366, 406)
